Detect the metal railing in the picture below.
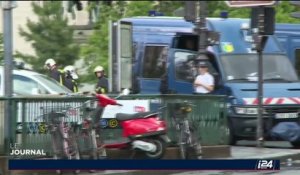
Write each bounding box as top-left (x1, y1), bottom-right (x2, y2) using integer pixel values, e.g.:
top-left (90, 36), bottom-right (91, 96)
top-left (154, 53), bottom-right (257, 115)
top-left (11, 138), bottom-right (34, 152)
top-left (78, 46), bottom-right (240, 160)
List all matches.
top-left (0, 94), bottom-right (228, 157)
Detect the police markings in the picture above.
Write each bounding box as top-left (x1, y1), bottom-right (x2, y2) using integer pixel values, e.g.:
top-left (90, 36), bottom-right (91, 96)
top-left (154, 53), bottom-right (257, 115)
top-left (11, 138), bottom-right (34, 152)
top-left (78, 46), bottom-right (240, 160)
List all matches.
top-left (243, 97), bottom-right (300, 105)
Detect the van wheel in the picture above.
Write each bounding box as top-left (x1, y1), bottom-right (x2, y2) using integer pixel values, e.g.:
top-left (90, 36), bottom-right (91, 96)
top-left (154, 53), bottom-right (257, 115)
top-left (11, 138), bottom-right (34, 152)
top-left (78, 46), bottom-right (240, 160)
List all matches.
top-left (291, 141), bottom-right (300, 148)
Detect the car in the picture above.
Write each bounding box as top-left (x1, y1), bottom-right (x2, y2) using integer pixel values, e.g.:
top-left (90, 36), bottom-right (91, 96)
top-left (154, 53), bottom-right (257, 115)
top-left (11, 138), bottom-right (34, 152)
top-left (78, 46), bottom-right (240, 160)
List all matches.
top-left (0, 66), bottom-right (72, 96)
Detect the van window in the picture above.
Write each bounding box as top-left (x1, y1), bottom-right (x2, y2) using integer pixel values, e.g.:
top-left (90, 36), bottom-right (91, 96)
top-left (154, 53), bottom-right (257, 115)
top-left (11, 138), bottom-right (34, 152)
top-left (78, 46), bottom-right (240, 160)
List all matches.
top-left (296, 49), bottom-right (300, 76)
top-left (143, 46), bottom-right (168, 78)
top-left (174, 51), bottom-right (197, 82)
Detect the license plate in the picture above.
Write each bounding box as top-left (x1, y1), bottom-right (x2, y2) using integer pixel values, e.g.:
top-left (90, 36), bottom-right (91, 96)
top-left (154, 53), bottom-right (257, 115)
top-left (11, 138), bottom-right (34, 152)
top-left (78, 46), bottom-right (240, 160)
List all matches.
top-left (275, 113), bottom-right (299, 119)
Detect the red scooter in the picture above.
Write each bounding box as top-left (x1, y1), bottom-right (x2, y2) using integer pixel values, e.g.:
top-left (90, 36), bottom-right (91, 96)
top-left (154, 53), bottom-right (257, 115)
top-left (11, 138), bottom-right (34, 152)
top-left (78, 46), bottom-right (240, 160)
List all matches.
top-left (90, 93), bottom-right (170, 159)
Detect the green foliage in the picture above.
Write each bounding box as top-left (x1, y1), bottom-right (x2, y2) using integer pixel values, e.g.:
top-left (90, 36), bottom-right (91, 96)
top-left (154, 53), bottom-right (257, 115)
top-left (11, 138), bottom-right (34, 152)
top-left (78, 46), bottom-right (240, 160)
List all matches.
top-left (0, 33), bottom-right (3, 62)
top-left (17, 1), bottom-right (79, 73)
top-left (80, 1), bottom-right (155, 83)
top-left (275, 1), bottom-right (300, 23)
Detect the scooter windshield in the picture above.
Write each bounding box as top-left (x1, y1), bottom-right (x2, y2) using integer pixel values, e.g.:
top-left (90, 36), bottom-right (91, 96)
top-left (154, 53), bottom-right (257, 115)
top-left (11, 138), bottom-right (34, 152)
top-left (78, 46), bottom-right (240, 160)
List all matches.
top-left (96, 94), bottom-right (117, 107)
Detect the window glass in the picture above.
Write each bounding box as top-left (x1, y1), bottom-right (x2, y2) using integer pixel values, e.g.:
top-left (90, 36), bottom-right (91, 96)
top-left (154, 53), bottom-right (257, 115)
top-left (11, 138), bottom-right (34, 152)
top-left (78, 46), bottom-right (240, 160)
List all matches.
top-left (13, 75), bottom-right (39, 95)
top-left (174, 51), bottom-right (197, 82)
top-left (221, 54), bottom-right (299, 82)
top-left (143, 46), bottom-right (168, 78)
top-left (33, 75), bottom-right (72, 93)
top-left (120, 28), bottom-right (132, 58)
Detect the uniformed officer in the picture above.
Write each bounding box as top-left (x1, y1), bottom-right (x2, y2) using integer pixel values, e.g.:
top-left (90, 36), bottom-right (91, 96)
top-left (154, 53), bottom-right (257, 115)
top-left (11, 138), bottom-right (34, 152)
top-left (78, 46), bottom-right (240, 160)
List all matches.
top-left (63, 65), bottom-right (79, 93)
top-left (94, 66), bottom-right (108, 94)
top-left (44, 58), bottom-right (65, 86)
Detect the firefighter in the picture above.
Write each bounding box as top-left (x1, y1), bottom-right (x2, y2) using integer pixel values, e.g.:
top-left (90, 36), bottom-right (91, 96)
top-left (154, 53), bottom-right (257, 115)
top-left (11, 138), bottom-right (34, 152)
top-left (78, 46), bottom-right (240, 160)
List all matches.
top-left (44, 58), bottom-right (65, 86)
top-left (63, 65), bottom-right (79, 93)
top-left (94, 66), bottom-right (108, 94)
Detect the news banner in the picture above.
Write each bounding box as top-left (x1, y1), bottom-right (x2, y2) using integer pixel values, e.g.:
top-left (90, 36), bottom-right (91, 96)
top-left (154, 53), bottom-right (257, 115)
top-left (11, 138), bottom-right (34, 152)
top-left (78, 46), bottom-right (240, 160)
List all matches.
top-left (9, 159), bottom-right (280, 170)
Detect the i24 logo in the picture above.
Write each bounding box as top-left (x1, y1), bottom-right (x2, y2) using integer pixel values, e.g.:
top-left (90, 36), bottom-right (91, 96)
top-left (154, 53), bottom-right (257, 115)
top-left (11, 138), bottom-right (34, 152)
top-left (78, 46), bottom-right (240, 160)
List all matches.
top-left (257, 160), bottom-right (274, 169)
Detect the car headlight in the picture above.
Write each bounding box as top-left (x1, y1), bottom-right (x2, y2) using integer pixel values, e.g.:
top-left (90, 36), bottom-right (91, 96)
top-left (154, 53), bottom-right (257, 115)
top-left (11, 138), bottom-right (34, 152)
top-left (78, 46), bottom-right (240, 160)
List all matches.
top-left (235, 107), bottom-right (258, 115)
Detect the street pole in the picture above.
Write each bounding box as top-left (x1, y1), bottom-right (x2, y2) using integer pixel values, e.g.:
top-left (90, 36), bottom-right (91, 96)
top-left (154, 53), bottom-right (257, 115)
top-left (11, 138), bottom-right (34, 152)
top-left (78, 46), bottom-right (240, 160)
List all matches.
top-left (3, 1), bottom-right (14, 148)
top-left (1, 3), bottom-right (16, 173)
top-left (197, 1), bottom-right (208, 56)
top-left (257, 42), bottom-right (264, 148)
top-left (255, 7), bottom-right (267, 148)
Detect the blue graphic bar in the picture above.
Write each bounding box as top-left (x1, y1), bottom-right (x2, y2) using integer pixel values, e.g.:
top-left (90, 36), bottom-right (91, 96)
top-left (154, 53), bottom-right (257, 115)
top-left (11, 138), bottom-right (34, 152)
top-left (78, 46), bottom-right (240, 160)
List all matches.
top-left (9, 159), bottom-right (280, 170)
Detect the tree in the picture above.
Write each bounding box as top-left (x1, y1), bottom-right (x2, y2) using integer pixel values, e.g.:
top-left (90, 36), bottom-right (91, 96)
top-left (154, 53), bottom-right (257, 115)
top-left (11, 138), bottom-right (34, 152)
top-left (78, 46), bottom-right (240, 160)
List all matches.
top-left (0, 33), bottom-right (3, 62)
top-left (17, 1), bottom-right (79, 72)
top-left (80, 1), bottom-right (156, 83)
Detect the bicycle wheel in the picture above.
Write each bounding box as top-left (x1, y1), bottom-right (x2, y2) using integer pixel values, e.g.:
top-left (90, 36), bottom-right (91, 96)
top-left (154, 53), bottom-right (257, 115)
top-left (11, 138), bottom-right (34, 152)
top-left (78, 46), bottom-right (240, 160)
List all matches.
top-left (90, 129), bottom-right (99, 160)
top-left (51, 131), bottom-right (64, 175)
top-left (178, 127), bottom-right (188, 159)
top-left (66, 129), bottom-right (81, 174)
top-left (186, 126), bottom-right (202, 159)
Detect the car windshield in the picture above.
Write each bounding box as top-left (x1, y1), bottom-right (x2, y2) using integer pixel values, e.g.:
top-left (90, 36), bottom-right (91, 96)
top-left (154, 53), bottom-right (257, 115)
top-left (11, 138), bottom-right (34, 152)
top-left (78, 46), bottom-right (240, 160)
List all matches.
top-left (221, 54), bottom-right (299, 82)
top-left (33, 75), bottom-right (72, 94)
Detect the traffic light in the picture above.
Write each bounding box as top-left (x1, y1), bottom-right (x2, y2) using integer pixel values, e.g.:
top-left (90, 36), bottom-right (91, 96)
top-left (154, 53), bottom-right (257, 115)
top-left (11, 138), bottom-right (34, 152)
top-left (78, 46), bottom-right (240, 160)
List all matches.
top-left (290, 1), bottom-right (300, 18)
top-left (251, 7), bottom-right (275, 35)
top-left (184, 1), bottom-right (196, 22)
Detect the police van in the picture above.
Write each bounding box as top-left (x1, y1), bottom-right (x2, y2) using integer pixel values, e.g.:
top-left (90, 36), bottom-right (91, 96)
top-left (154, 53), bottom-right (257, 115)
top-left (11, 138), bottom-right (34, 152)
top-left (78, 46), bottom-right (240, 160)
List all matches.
top-left (109, 16), bottom-right (300, 147)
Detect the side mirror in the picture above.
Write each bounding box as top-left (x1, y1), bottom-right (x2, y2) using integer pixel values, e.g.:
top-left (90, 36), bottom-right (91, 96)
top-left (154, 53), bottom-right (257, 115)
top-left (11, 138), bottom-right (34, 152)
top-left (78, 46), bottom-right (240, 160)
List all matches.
top-left (31, 88), bottom-right (41, 95)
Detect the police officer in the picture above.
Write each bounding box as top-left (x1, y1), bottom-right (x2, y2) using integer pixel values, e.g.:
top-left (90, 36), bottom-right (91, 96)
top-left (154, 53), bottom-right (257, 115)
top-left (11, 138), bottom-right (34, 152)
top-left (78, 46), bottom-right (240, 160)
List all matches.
top-left (44, 58), bottom-right (65, 86)
top-left (94, 66), bottom-right (108, 94)
top-left (63, 65), bottom-right (79, 93)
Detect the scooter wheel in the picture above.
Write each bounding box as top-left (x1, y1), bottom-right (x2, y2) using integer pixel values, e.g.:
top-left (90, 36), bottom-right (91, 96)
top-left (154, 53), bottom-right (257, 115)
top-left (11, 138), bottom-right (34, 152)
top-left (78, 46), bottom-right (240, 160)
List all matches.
top-left (144, 138), bottom-right (166, 159)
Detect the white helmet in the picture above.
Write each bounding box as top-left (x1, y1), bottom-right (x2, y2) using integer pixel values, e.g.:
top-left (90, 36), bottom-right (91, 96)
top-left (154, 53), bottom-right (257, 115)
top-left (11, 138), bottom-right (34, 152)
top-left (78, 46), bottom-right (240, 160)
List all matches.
top-left (94, 66), bottom-right (104, 73)
top-left (64, 65), bottom-right (79, 80)
top-left (45, 58), bottom-right (56, 67)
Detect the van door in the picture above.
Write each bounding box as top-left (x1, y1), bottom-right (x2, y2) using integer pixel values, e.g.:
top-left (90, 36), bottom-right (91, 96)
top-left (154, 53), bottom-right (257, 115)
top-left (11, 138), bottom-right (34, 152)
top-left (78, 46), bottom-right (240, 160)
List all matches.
top-left (168, 49), bottom-right (196, 94)
top-left (109, 21), bottom-right (133, 93)
top-left (139, 45), bottom-right (168, 94)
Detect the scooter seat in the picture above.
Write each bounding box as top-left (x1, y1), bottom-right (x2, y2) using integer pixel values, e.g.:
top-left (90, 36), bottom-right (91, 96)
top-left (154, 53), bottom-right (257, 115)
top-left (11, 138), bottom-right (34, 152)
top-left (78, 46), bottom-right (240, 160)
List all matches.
top-left (116, 112), bottom-right (158, 121)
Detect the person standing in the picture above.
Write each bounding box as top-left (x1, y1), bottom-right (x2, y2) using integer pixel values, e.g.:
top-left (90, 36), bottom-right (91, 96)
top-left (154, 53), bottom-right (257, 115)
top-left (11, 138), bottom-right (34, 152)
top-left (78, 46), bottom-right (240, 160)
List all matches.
top-left (44, 58), bottom-right (65, 86)
top-left (63, 65), bottom-right (79, 93)
top-left (94, 66), bottom-right (109, 94)
top-left (193, 61), bottom-right (215, 94)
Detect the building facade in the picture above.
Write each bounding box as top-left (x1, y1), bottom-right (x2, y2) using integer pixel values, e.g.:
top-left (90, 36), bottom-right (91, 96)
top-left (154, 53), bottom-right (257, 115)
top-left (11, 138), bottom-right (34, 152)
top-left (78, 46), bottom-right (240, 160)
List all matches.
top-left (0, 1), bottom-right (92, 57)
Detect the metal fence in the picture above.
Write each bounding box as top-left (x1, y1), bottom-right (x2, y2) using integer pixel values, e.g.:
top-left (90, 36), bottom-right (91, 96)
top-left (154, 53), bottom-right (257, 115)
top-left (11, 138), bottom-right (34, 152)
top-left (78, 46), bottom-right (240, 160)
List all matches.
top-left (0, 94), bottom-right (228, 157)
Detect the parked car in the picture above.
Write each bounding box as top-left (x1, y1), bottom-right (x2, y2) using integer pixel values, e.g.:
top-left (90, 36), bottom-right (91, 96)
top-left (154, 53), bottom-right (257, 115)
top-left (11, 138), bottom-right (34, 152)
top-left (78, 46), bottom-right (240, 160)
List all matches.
top-left (0, 66), bottom-right (72, 96)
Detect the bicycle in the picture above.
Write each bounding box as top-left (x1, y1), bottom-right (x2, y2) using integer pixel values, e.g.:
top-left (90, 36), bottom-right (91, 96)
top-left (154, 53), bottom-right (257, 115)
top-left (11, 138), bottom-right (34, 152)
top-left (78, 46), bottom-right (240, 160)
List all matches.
top-left (172, 102), bottom-right (202, 159)
top-left (75, 104), bottom-right (107, 161)
top-left (35, 106), bottom-right (80, 174)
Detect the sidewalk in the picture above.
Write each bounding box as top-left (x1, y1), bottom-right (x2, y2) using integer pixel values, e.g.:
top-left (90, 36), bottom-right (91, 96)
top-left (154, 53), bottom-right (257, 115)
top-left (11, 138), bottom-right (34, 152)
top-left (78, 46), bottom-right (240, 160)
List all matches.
top-left (230, 146), bottom-right (300, 161)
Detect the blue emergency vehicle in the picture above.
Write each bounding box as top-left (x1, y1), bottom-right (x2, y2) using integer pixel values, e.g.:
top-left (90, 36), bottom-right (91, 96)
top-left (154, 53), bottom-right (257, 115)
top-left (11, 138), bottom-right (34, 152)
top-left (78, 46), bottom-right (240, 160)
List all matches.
top-left (109, 17), bottom-right (300, 147)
